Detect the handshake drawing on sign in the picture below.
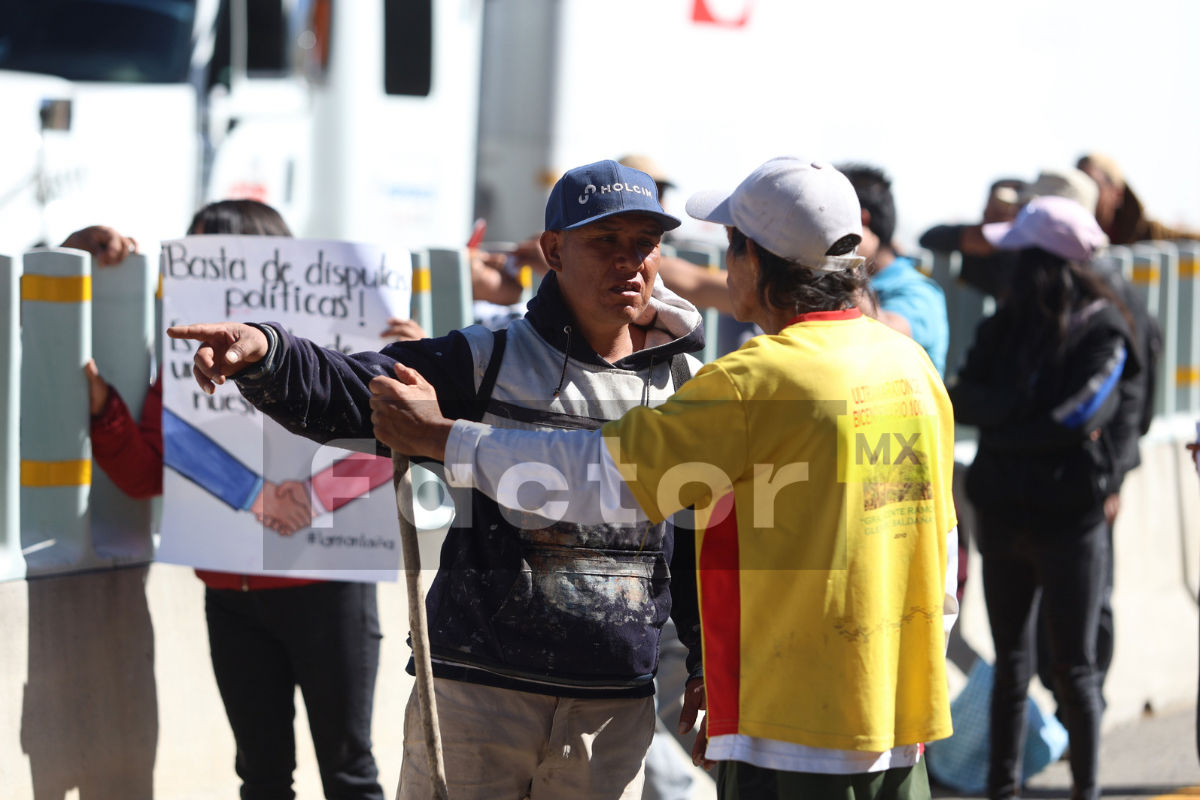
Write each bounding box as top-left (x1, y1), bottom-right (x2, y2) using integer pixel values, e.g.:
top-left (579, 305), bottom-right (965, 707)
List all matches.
top-left (249, 480), bottom-right (313, 536)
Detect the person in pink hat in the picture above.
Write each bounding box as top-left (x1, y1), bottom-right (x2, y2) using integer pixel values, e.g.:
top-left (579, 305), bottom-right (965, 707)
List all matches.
top-left (951, 195), bottom-right (1135, 800)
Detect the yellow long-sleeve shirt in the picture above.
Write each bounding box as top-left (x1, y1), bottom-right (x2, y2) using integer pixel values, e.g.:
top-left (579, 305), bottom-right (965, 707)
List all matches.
top-left (605, 309), bottom-right (956, 751)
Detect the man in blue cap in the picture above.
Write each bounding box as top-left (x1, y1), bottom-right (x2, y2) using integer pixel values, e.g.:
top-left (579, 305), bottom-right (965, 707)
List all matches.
top-left (170, 160), bottom-right (707, 799)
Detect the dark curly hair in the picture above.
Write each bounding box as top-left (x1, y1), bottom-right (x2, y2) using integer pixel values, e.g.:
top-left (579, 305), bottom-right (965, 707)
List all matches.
top-left (728, 227), bottom-right (871, 313)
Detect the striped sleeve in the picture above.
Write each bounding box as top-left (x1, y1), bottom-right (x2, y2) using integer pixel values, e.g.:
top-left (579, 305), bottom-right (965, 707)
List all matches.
top-left (1053, 341), bottom-right (1126, 430)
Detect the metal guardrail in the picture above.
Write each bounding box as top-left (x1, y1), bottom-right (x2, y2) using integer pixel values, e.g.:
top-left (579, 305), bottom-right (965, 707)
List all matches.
top-left (0, 254), bottom-right (19, 581)
top-left (7, 248), bottom-right (159, 580)
top-left (91, 253), bottom-right (156, 565)
top-left (0, 247), bottom-right (463, 581)
top-left (19, 249), bottom-right (98, 578)
top-left (427, 248), bottom-right (473, 339)
top-left (1176, 243), bottom-right (1200, 415)
top-left (411, 249), bottom-right (434, 335)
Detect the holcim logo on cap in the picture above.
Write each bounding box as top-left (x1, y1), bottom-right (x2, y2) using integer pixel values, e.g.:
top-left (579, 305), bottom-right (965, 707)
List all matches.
top-left (578, 182), bottom-right (655, 204)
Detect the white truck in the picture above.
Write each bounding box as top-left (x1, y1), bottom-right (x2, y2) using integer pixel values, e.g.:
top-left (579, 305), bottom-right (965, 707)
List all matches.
top-left (0, 0), bottom-right (483, 254)
top-left (3, 0), bottom-right (1198, 261)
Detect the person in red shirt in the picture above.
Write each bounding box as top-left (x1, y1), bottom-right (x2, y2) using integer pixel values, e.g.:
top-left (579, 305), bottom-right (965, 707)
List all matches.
top-left (71, 202), bottom-right (388, 800)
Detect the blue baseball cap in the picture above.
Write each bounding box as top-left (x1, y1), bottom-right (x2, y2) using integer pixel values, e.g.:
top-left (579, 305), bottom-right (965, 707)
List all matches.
top-left (545, 160), bottom-right (682, 232)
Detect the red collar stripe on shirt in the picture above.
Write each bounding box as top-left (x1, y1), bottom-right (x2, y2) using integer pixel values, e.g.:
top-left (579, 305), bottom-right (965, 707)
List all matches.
top-left (785, 308), bottom-right (862, 328)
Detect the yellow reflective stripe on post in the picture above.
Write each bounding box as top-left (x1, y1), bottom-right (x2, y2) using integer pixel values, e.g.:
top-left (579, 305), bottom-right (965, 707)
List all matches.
top-left (21, 274), bottom-right (92, 302)
top-left (1152, 785), bottom-right (1200, 799)
top-left (156, 271), bottom-right (164, 299)
top-left (20, 459), bottom-right (92, 487)
top-left (413, 268), bottom-right (431, 293)
top-left (1131, 265), bottom-right (1160, 285)
top-left (1176, 366), bottom-right (1200, 387)
top-left (519, 265), bottom-right (533, 289)
top-left (1180, 256), bottom-right (1198, 278)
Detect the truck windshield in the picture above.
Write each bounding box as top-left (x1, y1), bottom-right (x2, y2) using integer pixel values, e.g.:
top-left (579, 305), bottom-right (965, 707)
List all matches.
top-left (0, 0), bottom-right (196, 83)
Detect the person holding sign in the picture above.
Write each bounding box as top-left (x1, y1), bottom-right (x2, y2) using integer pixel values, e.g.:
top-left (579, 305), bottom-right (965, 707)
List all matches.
top-left (171, 161), bottom-right (709, 799)
top-left (303, 158), bottom-right (961, 799)
top-left (79, 201), bottom-right (387, 800)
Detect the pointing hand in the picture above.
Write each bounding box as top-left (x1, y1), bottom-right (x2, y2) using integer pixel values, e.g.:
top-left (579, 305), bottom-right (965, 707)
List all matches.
top-left (167, 322), bottom-right (271, 395)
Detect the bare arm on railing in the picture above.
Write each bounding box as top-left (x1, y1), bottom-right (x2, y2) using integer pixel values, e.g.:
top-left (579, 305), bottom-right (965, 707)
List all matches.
top-left (60, 225), bottom-right (139, 266)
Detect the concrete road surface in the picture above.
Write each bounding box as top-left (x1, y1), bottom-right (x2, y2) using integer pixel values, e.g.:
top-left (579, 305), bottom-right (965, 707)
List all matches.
top-left (933, 705), bottom-right (1200, 799)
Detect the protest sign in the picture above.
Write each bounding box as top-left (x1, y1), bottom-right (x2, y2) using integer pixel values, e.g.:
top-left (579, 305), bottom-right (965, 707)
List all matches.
top-left (157, 236), bottom-right (412, 581)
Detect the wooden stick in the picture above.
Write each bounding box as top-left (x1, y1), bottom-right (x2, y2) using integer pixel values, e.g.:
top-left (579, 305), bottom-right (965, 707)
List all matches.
top-left (392, 453), bottom-right (449, 800)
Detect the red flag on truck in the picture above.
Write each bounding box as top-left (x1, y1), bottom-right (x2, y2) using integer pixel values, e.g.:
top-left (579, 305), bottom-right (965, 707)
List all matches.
top-left (691, 0), bottom-right (753, 27)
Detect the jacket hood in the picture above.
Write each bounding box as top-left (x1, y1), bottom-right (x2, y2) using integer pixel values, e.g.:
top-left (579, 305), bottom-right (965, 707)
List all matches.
top-left (525, 270), bottom-right (705, 371)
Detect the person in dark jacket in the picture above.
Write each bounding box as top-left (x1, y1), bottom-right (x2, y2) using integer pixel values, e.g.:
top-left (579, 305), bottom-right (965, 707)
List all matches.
top-left (169, 160), bottom-right (706, 800)
top-left (950, 196), bottom-right (1136, 800)
top-left (1034, 251), bottom-right (1161, 716)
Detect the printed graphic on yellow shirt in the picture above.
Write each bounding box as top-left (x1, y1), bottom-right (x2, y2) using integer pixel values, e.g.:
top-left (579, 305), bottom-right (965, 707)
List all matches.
top-left (856, 428), bottom-right (932, 512)
top-left (841, 397), bottom-right (939, 541)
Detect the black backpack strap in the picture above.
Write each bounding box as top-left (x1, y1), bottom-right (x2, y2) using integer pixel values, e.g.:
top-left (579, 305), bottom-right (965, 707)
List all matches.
top-left (471, 329), bottom-right (507, 422)
top-left (669, 353), bottom-right (692, 392)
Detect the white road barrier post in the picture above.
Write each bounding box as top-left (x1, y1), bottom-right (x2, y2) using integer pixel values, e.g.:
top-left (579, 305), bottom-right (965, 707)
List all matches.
top-left (20, 248), bottom-right (103, 576)
top-left (1175, 242), bottom-right (1200, 415)
top-left (411, 249), bottom-right (434, 335)
top-left (90, 252), bottom-right (156, 562)
top-left (0, 254), bottom-right (21, 580)
top-left (428, 248), bottom-right (473, 337)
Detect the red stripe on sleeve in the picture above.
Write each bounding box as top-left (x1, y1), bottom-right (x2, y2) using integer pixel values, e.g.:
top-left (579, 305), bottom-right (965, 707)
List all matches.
top-left (698, 492), bottom-right (741, 738)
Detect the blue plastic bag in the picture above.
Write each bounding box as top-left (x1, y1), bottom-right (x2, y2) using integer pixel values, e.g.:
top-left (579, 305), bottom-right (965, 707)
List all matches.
top-left (925, 659), bottom-right (1069, 793)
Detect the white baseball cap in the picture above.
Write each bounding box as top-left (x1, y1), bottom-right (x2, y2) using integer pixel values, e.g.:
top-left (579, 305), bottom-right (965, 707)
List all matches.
top-left (983, 195), bottom-right (1109, 263)
top-left (685, 157), bottom-right (865, 273)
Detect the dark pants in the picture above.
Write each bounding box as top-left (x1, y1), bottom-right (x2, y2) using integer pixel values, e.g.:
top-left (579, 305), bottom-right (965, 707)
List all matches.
top-left (205, 582), bottom-right (385, 800)
top-left (716, 757), bottom-right (929, 800)
top-left (1036, 523), bottom-right (1115, 712)
top-left (979, 516), bottom-right (1107, 800)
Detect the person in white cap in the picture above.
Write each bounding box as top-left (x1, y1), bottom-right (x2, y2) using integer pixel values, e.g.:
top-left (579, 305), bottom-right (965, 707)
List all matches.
top-left (951, 194), bottom-right (1136, 800)
top-left (366, 156), bottom-right (961, 800)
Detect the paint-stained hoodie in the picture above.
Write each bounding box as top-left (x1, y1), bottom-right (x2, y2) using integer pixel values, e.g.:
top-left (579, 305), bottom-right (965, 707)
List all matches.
top-left (236, 272), bottom-right (705, 697)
